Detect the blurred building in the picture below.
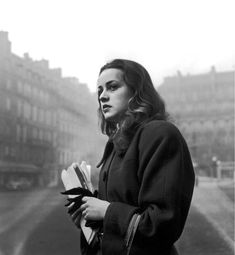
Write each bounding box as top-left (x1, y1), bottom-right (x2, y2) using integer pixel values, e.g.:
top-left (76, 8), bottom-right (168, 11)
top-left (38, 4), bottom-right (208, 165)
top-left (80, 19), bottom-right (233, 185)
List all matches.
top-left (158, 67), bottom-right (234, 167)
top-left (0, 31), bottom-right (100, 189)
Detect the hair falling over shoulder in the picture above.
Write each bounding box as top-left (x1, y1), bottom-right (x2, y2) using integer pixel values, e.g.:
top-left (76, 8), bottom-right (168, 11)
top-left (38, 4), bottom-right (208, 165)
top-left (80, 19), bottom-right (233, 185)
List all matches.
top-left (97, 59), bottom-right (169, 154)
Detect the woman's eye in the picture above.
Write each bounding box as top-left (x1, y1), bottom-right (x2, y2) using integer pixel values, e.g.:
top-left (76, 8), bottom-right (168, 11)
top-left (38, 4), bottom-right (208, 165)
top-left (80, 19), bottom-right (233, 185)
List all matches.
top-left (109, 85), bottom-right (118, 91)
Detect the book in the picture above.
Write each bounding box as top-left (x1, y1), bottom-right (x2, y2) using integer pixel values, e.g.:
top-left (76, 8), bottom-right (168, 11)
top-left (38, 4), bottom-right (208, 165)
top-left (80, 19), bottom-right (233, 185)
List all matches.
top-left (61, 162), bottom-right (97, 244)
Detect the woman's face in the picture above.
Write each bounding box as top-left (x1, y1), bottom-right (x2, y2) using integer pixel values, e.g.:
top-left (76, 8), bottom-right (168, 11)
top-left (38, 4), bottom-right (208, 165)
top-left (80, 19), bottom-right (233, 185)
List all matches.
top-left (97, 68), bottom-right (133, 123)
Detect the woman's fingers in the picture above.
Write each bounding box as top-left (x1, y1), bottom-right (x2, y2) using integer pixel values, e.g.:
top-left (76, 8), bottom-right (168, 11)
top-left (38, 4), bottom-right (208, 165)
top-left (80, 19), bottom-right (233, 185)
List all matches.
top-left (69, 198), bottom-right (88, 221)
top-left (71, 207), bottom-right (82, 222)
top-left (74, 214), bottom-right (82, 227)
top-left (82, 209), bottom-right (87, 217)
top-left (82, 196), bottom-right (90, 202)
top-left (66, 196), bottom-right (88, 214)
top-left (80, 201), bottom-right (88, 211)
top-left (68, 202), bottom-right (81, 215)
top-left (70, 196), bottom-right (109, 221)
top-left (65, 196), bottom-right (83, 207)
top-left (82, 209), bottom-right (91, 220)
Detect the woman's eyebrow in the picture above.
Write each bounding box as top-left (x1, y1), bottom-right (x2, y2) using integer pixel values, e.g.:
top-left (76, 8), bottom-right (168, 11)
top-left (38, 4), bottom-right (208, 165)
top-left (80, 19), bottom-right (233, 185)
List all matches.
top-left (105, 80), bottom-right (120, 86)
top-left (98, 80), bottom-right (118, 88)
top-left (106, 80), bottom-right (117, 85)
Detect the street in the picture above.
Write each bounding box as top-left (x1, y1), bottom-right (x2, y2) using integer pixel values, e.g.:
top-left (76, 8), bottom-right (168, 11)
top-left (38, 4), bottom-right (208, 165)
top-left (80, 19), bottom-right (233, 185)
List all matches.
top-left (0, 183), bottom-right (234, 255)
top-left (0, 187), bottom-right (63, 255)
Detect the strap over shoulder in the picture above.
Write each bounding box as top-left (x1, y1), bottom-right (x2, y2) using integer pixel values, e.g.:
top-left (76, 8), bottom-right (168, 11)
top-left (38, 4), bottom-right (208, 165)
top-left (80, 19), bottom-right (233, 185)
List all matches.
top-left (125, 213), bottom-right (141, 255)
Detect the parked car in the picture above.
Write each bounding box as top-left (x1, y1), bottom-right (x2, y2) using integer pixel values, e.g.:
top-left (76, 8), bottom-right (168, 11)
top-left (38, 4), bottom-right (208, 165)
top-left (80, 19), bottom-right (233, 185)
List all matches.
top-left (5, 177), bottom-right (33, 190)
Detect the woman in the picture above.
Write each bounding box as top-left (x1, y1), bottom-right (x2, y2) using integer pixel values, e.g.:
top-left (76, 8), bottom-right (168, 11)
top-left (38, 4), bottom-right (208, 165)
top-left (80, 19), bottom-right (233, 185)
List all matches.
top-left (64, 59), bottom-right (195, 255)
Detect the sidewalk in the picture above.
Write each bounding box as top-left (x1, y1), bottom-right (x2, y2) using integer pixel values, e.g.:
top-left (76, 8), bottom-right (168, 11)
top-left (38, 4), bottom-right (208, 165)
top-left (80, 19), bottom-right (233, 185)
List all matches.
top-left (0, 188), bottom-right (63, 255)
top-left (192, 179), bottom-right (234, 251)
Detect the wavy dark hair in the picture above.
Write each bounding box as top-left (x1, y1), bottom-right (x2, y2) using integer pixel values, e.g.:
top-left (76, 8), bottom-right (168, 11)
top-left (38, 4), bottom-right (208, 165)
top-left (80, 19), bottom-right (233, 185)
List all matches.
top-left (98, 59), bottom-right (169, 154)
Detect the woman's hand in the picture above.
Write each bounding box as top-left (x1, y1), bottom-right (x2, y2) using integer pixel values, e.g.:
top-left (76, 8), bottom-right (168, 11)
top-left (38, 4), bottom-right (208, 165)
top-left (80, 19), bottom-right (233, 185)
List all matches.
top-left (79, 197), bottom-right (110, 221)
top-left (70, 204), bottom-right (82, 228)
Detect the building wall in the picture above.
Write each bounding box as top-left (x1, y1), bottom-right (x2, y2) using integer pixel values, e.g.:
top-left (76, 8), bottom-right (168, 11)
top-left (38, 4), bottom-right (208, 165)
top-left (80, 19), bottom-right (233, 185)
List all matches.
top-left (0, 31), bottom-right (101, 188)
top-left (158, 67), bottom-right (234, 165)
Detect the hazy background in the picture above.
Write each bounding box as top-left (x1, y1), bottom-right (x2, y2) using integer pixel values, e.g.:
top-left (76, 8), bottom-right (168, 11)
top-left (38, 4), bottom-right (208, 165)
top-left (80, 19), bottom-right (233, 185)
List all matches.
top-left (0, 0), bottom-right (234, 92)
top-left (0, 1), bottom-right (234, 255)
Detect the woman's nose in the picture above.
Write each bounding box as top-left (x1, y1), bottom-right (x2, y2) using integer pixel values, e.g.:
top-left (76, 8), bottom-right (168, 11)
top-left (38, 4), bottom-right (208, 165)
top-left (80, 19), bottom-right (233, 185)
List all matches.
top-left (99, 90), bottom-right (109, 102)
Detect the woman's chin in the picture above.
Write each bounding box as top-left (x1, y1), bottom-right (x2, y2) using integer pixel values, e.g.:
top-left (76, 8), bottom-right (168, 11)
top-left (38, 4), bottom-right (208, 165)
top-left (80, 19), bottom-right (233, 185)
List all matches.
top-left (104, 112), bottom-right (126, 124)
top-left (104, 115), bottom-right (116, 122)
top-left (104, 114), bottom-right (120, 123)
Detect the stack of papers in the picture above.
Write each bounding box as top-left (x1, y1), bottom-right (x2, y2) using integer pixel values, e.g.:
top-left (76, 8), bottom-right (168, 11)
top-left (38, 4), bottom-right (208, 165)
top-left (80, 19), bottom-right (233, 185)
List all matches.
top-left (61, 162), bottom-right (96, 244)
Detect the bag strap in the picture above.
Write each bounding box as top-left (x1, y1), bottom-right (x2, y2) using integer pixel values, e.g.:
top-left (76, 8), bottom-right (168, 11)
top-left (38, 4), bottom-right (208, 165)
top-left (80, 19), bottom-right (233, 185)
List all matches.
top-left (125, 213), bottom-right (141, 255)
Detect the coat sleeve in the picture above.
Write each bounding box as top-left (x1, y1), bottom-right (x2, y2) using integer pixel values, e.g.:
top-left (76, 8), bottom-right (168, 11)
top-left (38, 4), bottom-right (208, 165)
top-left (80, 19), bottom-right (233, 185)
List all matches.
top-left (136, 122), bottom-right (195, 245)
top-left (102, 121), bottom-right (195, 253)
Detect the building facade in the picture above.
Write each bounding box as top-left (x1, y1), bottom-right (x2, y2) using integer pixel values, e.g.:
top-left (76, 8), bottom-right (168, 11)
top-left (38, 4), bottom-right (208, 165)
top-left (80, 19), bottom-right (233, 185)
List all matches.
top-left (158, 67), bottom-right (234, 168)
top-left (0, 31), bottom-right (101, 189)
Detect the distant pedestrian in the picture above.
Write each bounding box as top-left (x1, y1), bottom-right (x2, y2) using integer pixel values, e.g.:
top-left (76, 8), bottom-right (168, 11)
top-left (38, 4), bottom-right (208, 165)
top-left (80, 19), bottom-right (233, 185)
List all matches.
top-left (211, 156), bottom-right (218, 178)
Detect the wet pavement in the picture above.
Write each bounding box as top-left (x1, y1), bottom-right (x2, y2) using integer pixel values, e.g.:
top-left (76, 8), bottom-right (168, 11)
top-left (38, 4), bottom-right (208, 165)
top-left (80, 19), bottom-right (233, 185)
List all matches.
top-left (0, 181), bottom-right (234, 255)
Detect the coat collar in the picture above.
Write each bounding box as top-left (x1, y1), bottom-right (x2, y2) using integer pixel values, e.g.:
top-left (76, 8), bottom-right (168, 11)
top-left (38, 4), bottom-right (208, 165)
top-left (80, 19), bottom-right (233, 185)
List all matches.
top-left (96, 139), bottom-right (114, 168)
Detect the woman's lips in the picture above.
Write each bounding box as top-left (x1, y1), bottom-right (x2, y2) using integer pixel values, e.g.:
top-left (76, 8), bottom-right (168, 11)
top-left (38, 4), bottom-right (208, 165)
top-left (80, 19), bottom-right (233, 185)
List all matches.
top-left (102, 105), bottom-right (111, 112)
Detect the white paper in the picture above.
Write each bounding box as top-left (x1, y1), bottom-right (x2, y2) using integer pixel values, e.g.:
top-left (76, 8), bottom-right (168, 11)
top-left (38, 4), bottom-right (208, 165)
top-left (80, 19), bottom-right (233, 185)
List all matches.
top-left (61, 164), bottom-right (96, 244)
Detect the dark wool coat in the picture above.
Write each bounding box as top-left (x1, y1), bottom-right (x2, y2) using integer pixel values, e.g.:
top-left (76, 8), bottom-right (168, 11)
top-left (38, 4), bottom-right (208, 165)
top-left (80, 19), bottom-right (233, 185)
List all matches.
top-left (96, 120), bottom-right (194, 255)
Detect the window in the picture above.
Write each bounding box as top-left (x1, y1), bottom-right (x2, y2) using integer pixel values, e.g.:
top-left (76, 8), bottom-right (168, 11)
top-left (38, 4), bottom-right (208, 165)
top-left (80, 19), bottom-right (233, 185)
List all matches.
top-left (26, 83), bottom-right (31, 96)
top-left (4, 146), bottom-right (9, 156)
top-left (48, 131), bottom-right (52, 142)
top-left (6, 79), bottom-right (11, 89)
top-left (0, 120), bottom-right (5, 135)
top-left (23, 126), bottom-right (27, 143)
top-left (33, 127), bottom-right (38, 139)
top-left (44, 131), bottom-right (52, 142)
top-left (53, 132), bottom-right (57, 147)
top-left (16, 124), bottom-right (21, 142)
top-left (23, 84), bottom-right (27, 96)
top-left (40, 90), bottom-right (44, 102)
top-left (17, 81), bottom-right (23, 93)
top-left (59, 151), bottom-right (63, 165)
top-left (23, 102), bottom-right (31, 119)
top-left (33, 87), bottom-right (37, 98)
top-left (10, 147), bottom-right (16, 157)
top-left (6, 98), bottom-right (11, 111)
top-left (46, 111), bottom-right (51, 125)
top-left (53, 113), bottom-right (57, 126)
top-left (32, 106), bottom-right (37, 122)
top-left (17, 100), bottom-right (22, 117)
top-left (39, 129), bottom-right (43, 140)
top-left (39, 109), bottom-right (44, 122)
top-left (45, 93), bottom-right (49, 104)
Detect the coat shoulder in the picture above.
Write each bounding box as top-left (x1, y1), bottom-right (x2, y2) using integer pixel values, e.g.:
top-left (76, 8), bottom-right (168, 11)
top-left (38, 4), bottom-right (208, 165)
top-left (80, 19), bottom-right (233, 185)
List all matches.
top-left (140, 120), bottom-right (182, 141)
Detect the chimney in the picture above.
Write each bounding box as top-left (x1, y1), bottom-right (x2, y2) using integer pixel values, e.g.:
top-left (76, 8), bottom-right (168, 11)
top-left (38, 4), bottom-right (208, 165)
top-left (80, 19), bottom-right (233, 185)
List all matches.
top-left (35, 59), bottom-right (49, 69)
top-left (51, 68), bottom-right (62, 78)
top-left (0, 31), bottom-right (12, 57)
top-left (210, 65), bottom-right (216, 73)
top-left (39, 59), bottom-right (49, 69)
top-left (24, 52), bottom-right (32, 61)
